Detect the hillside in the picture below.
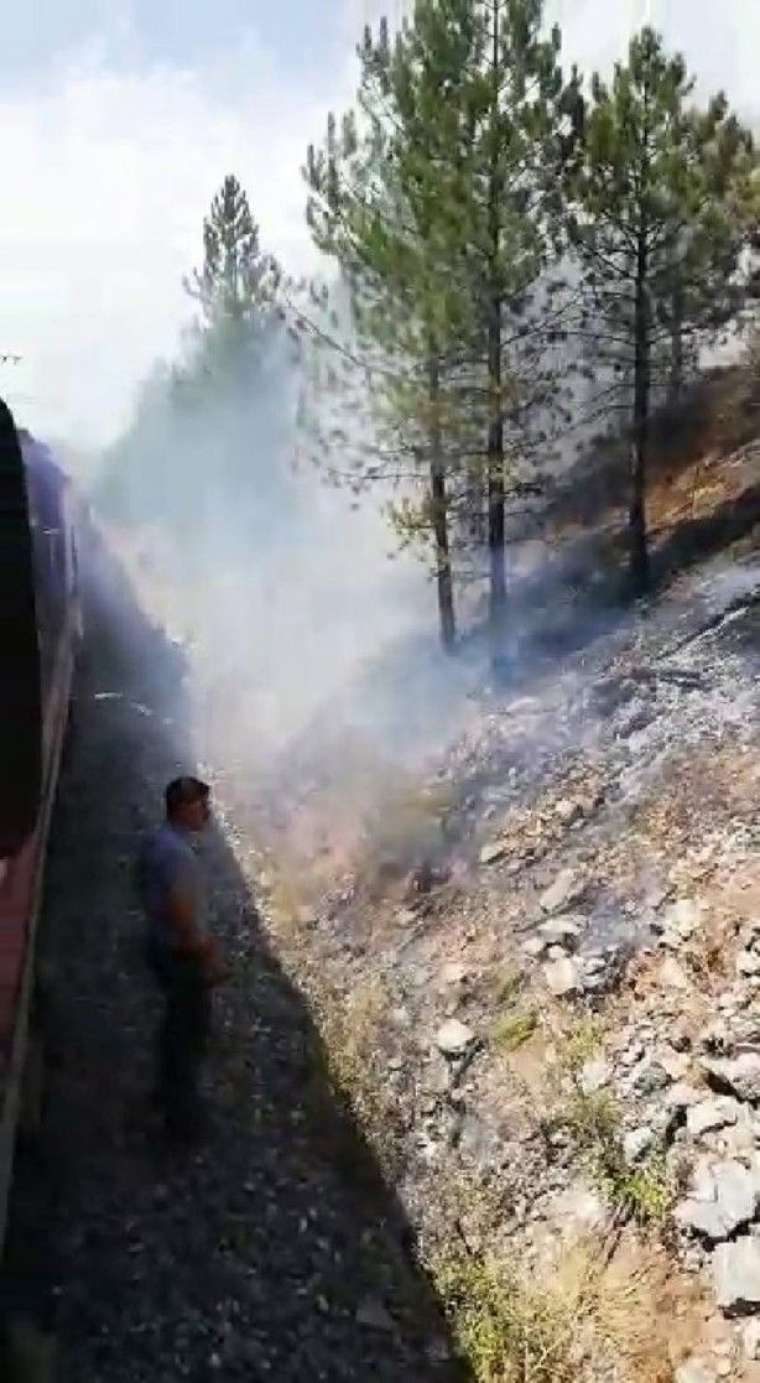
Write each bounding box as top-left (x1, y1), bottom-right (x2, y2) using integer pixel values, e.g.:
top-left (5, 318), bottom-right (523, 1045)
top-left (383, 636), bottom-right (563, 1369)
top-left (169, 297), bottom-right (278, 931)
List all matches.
top-left (207, 390), bottom-right (760, 1382)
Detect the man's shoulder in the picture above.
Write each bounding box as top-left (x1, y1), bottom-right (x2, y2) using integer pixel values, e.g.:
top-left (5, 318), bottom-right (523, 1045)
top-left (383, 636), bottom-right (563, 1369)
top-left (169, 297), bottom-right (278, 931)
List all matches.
top-left (141, 824), bottom-right (195, 873)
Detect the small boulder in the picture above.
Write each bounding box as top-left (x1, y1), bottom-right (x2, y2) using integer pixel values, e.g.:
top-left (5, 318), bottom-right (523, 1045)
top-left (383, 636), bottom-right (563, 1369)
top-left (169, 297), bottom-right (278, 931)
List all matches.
top-left (579, 1059), bottom-right (611, 1095)
top-left (687, 1098), bottom-right (742, 1140)
top-left (543, 957), bottom-right (580, 998)
top-left (664, 899), bottom-right (703, 939)
top-left (674, 1363), bottom-right (715, 1383)
top-left (624, 1126), bottom-right (656, 1164)
top-left (676, 1160), bottom-right (757, 1242)
top-left (738, 951), bottom-right (760, 978)
top-left (436, 1019), bottom-right (476, 1058)
top-left (704, 1054), bottom-right (760, 1105)
top-left (713, 1237), bottom-right (760, 1315)
top-left (661, 956), bottom-right (691, 991)
top-left (539, 915), bottom-right (584, 951)
top-left (666, 1082), bottom-right (704, 1110)
top-left (674, 1362), bottom-right (715, 1383)
top-left (480, 842), bottom-right (507, 866)
top-left (744, 1318), bottom-right (760, 1361)
top-left (439, 961), bottom-right (469, 989)
top-left (539, 868), bottom-right (583, 916)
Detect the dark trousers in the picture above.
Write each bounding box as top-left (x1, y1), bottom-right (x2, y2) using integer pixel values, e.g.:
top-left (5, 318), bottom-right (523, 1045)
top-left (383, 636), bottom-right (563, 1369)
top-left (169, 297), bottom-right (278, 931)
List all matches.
top-left (147, 940), bottom-right (211, 1136)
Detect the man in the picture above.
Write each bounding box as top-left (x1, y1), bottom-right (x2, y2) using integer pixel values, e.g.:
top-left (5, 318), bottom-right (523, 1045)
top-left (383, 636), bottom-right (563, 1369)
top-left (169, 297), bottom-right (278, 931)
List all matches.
top-left (138, 776), bottom-right (224, 1143)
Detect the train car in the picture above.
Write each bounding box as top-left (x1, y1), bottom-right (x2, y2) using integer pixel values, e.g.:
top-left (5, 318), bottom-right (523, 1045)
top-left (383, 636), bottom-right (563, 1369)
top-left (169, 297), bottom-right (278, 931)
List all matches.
top-left (0, 398), bottom-right (81, 1251)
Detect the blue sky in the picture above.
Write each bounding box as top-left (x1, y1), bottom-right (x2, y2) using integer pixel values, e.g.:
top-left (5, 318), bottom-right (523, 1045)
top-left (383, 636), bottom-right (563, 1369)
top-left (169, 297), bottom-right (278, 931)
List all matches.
top-left (0, 0), bottom-right (756, 448)
top-left (0, 1), bottom-right (370, 92)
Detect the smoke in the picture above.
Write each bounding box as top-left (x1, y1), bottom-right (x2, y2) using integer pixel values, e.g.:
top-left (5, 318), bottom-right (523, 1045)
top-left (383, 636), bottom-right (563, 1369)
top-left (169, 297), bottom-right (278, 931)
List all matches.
top-left (91, 307), bottom-right (482, 847)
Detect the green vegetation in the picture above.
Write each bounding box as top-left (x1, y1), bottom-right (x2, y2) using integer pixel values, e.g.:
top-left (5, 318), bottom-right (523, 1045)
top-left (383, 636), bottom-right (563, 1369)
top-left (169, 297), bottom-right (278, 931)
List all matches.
top-left (492, 1005), bottom-right (538, 1052)
top-left (563, 1088), bottom-right (672, 1227)
top-left (560, 1017), bottom-right (604, 1075)
top-left (433, 1248), bottom-right (581, 1383)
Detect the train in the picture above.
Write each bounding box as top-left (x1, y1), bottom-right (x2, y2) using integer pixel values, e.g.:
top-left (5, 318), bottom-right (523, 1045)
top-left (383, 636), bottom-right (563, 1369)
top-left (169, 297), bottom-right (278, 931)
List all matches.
top-left (0, 396), bottom-right (82, 1251)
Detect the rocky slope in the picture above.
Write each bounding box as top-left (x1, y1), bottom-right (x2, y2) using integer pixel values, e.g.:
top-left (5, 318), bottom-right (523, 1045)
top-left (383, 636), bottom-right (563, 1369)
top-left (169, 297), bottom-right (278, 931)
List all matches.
top-left (222, 520), bottom-right (760, 1381)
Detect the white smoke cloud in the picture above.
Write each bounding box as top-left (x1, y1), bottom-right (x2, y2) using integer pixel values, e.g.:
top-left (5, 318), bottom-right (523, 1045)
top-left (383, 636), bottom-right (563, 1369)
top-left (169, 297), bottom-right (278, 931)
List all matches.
top-left (0, 0), bottom-right (758, 452)
top-left (0, 26), bottom-right (343, 448)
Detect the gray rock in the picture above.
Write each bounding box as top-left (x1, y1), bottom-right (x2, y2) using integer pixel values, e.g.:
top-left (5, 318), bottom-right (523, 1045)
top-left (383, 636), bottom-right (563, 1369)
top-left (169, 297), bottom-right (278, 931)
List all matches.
top-left (480, 841), bottom-right (507, 866)
top-left (664, 899), bottom-right (703, 939)
top-left (674, 1362), bottom-right (715, 1383)
top-left (439, 961), bottom-right (469, 989)
top-left (583, 953), bottom-right (606, 975)
top-left (676, 1160), bottom-right (757, 1241)
top-left (523, 936), bottom-right (546, 959)
top-left (660, 1048), bottom-right (691, 1081)
top-left (674, 1363), bottom-right (715, 1383)
top-left (539, 868), bottom-right (583, 916)
top-left (435, 1019), bottom-right (476, 1058)
top-left (738, 951), bottom-right (760, 978)
top-left (704, 1054), bottom-right (760, 1104)
top-left (687, 1098), bottom-right (742, 1139)
top-left (457, 1112), bottom-right (504, 1172)
top-left (666, 1083), bottom-right (704, 1110)
top-left (554, 798), bottom-right (583, 826)
top-left (744, 1318), bottom-right (760, 1360)
top-left (661, 956), bottom-right (691, 991)
top-left (713, 1237), bottom-right (760, 1314)
top-left (539, 915), bottom-right (584, 950)
top-left (627, 1056), bottom-right (671, 1097)
top-left (624, 1126), bottom-right (656, 1163)
top-left (548, 1180), bottom-right (608, 1234)
top-left (543, 957), bottom-right (579, 998)
top-left (579, 1059), bottom-right (611, 1095)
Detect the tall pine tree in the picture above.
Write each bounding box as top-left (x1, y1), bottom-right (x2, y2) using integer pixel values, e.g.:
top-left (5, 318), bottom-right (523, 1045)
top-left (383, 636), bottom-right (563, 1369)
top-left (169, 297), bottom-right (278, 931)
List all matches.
top-left (185, 174), bottom-right (282, 337)
top-left (567, 29), bottom-right (757, 593)
top-left (305, 1), bottom-right (577, 666)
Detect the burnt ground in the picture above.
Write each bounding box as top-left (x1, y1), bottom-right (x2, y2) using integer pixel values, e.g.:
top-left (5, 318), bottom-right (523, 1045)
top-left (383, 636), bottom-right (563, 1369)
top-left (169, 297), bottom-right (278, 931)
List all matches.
top-left (1, 529), bottom-right (465, 1382)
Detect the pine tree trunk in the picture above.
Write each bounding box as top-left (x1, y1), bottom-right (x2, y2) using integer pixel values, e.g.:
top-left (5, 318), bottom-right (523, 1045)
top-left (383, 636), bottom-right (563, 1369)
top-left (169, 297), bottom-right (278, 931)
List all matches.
top-left (668, 279), bottom-right (684, 406)
top-left (630, 230), bottom-right (651, 595)
top-left (488, 304), bottom-right (507, 671)
top-left (428, 356), bottom-right (456, 652)
top-left (487, 0), bottom-right (507, 677)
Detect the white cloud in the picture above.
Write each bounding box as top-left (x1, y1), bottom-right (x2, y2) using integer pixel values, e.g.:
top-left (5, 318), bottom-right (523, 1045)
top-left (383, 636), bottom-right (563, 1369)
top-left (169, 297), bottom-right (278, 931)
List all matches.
top-left (0, 33), bottom-right (339, 448)
top-left (1, 0), bottom-right (759, 451)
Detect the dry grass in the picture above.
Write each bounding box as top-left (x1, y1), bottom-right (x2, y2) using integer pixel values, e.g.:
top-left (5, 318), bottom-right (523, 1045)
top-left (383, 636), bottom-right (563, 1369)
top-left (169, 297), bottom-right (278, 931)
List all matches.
top-left (431, 1234), bottom-right (673, 1383)
top-left (558, 1016), bottom-right (605, 1076)
top-left (309, 975), bottom-right (406, 1177)
top-left (491, 1006), bottom-right (539, 1053)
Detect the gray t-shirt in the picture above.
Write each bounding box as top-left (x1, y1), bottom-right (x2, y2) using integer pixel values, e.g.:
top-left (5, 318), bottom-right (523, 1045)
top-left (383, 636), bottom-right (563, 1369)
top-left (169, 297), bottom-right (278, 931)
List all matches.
top-left (138, 822), bottom-right (206, 952)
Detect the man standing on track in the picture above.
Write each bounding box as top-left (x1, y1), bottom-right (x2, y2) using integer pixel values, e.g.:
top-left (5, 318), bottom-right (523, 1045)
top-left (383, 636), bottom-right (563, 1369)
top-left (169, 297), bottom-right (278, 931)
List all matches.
top-left (138, 776), bottom-right (225, 1144)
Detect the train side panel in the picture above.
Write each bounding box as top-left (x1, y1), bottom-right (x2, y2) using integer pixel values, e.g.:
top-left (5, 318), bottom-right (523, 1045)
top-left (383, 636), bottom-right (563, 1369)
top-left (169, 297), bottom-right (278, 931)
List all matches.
top-left (0, 409), bottom-right (80, 1251)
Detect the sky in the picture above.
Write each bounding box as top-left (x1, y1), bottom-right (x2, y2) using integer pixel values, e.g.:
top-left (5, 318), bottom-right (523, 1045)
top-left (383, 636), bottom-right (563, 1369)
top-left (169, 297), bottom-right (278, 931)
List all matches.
top-left (0, 0), bottom-right (758, 450)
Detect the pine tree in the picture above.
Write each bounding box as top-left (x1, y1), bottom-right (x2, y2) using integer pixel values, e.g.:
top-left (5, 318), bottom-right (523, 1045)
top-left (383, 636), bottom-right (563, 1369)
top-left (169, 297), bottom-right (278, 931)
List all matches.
top-left (567, 29), bottom-right (757, 593)
top-left (305, 63), bottom-right (465, 651)
top-left (305, 2), bottom-right (577, 665)
top-left (185, 174), bottom-right (281, 337)
top-left (375, 0), bottom-right (579, 673)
